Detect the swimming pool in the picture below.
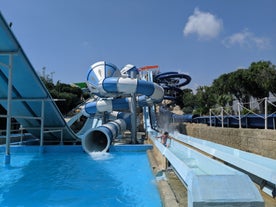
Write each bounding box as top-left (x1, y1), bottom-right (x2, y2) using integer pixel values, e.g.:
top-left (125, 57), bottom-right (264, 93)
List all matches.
top-left (0, 147), bottom-right (162, 207)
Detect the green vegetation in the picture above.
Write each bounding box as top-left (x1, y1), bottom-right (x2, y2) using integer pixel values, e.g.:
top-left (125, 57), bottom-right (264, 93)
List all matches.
top-left (41, 78), bottom-right (89, 115)
top-left (182, 60), bottom-right (276, 115)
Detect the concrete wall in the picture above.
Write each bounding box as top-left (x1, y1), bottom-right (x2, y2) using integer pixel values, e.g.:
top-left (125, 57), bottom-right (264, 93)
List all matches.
top-left (146, 137), bottom-right (168, 170)
top-left (180, 123), bottom-right (276, 159)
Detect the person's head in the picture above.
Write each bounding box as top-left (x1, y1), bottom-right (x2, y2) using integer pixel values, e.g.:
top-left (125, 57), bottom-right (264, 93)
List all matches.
top-left (164, 131), bottom-right (169, 135)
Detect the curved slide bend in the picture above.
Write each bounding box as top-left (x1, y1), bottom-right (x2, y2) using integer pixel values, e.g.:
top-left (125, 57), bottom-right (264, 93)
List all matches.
top-left (154, 71), bottom-right (191, 101)
top-left (81, 61), bottom-right (164, 153)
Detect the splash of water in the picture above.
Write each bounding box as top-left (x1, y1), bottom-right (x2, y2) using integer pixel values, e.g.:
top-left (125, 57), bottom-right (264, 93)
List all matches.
top-left (89, 152), bottom-right (113, 161)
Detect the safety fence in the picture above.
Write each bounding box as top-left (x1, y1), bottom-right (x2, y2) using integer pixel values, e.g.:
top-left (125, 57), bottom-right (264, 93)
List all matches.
top-left (207, 97), bottom-right (276, 129)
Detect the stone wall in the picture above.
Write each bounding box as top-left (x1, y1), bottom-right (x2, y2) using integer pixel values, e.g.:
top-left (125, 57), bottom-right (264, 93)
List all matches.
top-left (181, 123), bottom-right (276, 159)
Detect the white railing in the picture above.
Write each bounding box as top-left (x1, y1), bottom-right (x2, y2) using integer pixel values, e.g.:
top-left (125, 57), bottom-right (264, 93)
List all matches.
top-left (209, 97), bottom-right (276, 129)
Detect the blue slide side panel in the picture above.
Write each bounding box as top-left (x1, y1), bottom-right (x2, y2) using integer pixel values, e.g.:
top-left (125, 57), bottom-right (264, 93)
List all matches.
top-left (136, 80), bottom-right (154, 96)
top-left (86, 68), bottom-right (92, 81)
top-left (102, 77), bottom-right (118, 93)
top-left (155, 72), bottom-right (178, 79)
top-left (84, 102), bottom-right (97, 114)
top-left (104, 63), bottom-right (119, 77)
top-left (112, 98), bottom-right (129, 111)
top-left (87, 69), bottom-right (99, 86)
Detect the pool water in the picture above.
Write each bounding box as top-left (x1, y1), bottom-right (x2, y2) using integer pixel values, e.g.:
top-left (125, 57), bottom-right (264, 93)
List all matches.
top-left (0, 151), bottom-right (162, 207)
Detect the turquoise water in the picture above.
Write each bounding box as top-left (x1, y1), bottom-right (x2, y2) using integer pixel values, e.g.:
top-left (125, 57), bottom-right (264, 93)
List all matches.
top-left (0, 151), bottom-right (162, 207)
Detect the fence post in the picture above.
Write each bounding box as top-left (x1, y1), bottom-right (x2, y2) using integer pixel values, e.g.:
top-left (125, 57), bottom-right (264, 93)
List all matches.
top-left (209, 109), bottom-right (212, 127)
top-left (221, 107), bottom-right (224, 128)
top-left (238, 103), bottom-right (242, 128)
top-left (264, 97), bottom-right (267, 130)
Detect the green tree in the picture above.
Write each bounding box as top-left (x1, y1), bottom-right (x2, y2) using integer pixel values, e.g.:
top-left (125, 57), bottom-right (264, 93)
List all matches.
top-left (228, 69), bottom-right (251, 105)
top-left (212, 69), bottom-right (251, 108)
top-left (52, 92), bottom-right (80, 115)
top-left (42, 79), bottom-right (85, 115)
top-left (56, 82), bottom-right (82, 99)
top-left (182, 60), bottom-right (276, 115)
top-left (210, 73), bottom-right (234, 107)
top-left (211, 73), bottom-right (231, 95)
top-left (216, 94), bottom-right (233, 107)
top-left (246, 61), bottom-right (276, 98)
top-left (245, 61), bottom-right (276, 113)
top-left (182, 88), bottom-right (195, 114)
top-left (41, 77), bottom-right (55, 90)
top-left (194, 86), bottom-right (216, 115)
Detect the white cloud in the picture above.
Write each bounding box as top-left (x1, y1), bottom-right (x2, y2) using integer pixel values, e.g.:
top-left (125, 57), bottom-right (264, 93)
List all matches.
top-left (222, 29), bottom-right (270, 49)
top-left (183, 8), bottom-right (223, 40)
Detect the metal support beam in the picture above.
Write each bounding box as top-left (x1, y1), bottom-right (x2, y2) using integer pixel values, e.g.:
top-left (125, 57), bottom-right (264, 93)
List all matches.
top-left (4, 54), bottom-right (13, 165)
top-left (0, 98), bottom-right (64, 102)
top-left (40, 100), bottom-right (45, 147)
top-left (130, 70), bottom-right (137, 144)
top-left (130, 92), bottom-right (137, 144)
top-left (60, 130), bottom-right (64, 145)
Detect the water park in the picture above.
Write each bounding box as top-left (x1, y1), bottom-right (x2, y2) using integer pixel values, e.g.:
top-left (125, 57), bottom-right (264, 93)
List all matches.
top-left (1, 11), bottom-right (276, 207)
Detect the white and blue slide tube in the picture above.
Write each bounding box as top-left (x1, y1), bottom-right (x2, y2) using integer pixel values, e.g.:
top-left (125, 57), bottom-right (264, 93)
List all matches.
top-left (82, 116), bottom-right (130, 153)
top-left (83, 96), bottom-right (160, 116)
top-left (82, 61), bottom-right (164, 153)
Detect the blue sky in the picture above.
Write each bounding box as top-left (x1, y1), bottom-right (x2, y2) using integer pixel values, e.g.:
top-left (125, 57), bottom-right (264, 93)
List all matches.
top-left (1, 0), bottom-right (276, 90)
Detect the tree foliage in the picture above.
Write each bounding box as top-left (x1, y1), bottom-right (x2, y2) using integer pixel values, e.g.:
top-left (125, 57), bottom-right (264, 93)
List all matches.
top-left (182, 88), bottom-right (195, 114)
top-left (246, 61), bottom-right (276, 98)
top-left (41, 79), bottom-right (85, 115)
top-left (194, 86), bottom-right (216, 115)
top-left (181, 60), bottom-right (276, 115)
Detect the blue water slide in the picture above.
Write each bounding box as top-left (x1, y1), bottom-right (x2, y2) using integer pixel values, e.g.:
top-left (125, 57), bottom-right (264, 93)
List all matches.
top-left (0, 12), bottom-right (79, 145)
top-left (154, 71), bottom-right (191, 87)
top-left (154, 71), bottom-right (191, 102)
top-left (82, 112), bottom-right (131, 152)
top-left (81, 61), bottom-right (164, 153)
top-left (83, 95), bottom-right (161, 116)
